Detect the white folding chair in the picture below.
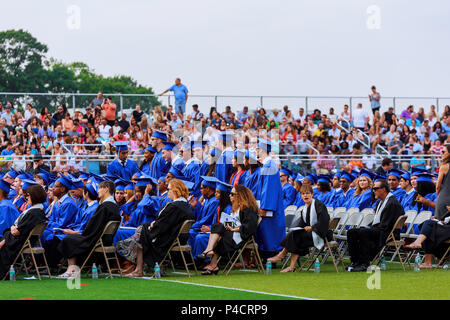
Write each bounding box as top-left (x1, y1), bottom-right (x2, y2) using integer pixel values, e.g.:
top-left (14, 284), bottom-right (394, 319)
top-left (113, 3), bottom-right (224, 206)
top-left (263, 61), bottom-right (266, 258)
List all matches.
top-left (358, 213), bottom-right (374, 227)
top-left (360, 208), bottom-right (375, 216)
top-left (284, 205), bottom-right (298, 231)
top-left (405, 211), bottom-right (432, 240)
top-left (326, 207), bottom-right (334, 215)
top-left (347, 208), bottom-right (360, 216)
top-left (400, 210), bottom-right (418, 238)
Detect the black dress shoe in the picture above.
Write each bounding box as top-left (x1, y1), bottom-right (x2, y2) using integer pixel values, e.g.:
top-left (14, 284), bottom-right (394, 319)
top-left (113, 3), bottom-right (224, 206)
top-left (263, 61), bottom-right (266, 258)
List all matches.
top-left (347, 262), bottom-right (359, 272)
top-left (351, 264), bottom-right (369, 272)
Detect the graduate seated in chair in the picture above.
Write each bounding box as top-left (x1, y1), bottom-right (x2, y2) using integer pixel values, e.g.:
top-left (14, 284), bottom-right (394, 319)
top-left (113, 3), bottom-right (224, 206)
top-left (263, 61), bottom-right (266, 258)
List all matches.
top-left (267, 184), bottom-right (331, 273)
top-left (405, 206), bottom-right (450, 269)
top-left (56, 181), bottom-right (121, 278)
top-left (124, 179), bottom-right (194, 278)
top-left (197, 185), bottom-right (259, 275)
top-left (0, 184), bottom-right (47, 280)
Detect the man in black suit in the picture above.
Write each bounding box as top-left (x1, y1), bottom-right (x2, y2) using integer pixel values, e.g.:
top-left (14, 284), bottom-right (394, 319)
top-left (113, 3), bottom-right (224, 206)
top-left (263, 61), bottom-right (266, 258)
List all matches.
top-left (375, 157), bottom-right (393, 176)
top-left (347, 179), bottom-right (404, 272)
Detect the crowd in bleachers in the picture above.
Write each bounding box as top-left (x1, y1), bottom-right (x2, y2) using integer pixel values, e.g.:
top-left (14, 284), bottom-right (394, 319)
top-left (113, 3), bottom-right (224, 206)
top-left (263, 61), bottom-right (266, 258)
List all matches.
top-left (0, 85), bottom-right (450, 278)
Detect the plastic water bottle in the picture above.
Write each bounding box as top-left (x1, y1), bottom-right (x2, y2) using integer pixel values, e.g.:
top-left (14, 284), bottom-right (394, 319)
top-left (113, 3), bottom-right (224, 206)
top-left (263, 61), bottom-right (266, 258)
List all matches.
top-left (380, 256), bottom-right (386, 271)
top-left (92, 263), bottom-right (98, 279)
top-left (154, 263), bottom-right (161, 278)
top-left (266, 260), bottom-right (272, 275)
top-left (414, 253), bottom-right (421, 272)
top-left (314, 258), bottom-right (320, 273)
top-left (9, 265), bottom-right (15, 282)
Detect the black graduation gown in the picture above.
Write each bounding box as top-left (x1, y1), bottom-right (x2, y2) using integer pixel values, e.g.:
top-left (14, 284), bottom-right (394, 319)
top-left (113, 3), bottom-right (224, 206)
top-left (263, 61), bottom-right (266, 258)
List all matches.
top-left (213, 208), bottom-right (259, 256)
top-left (139, 200), bottom-right (194, 267)
top-left (282, 200), bottom-right (331, 255)
top-left (58, 201), bottom-right (120, 259)
top-left (370, 195), bottom-right (404, 248)
top-left (423, 212), bottom-right (450, 258)
top-left (0, 208), bottom-right (47, 280)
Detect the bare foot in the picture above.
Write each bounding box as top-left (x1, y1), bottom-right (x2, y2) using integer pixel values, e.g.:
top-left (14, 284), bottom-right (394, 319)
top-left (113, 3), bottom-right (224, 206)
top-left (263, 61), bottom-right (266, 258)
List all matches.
top-left (420, 263), bottom-right (433, 269)
top-left (405, 242), bottom-right (422, 249)
top-left (268, 254), bottom-right (285, 263)
top-left (124, 270), bottom-right (144, 278)
top-left (280, 266), bottom-right (296, 273)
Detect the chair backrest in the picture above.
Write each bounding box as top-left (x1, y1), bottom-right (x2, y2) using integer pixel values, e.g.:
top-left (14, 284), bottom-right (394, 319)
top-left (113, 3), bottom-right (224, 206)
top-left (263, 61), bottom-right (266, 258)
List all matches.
top-left (359, 213), bottom-right (374, 227)
top-left (404, 210), bottom-right (418, 224)
top-left (328, 217), bottom-right (341, 231)
top-left (102, 220), bottom-right (121, 237)
top-left (335, 211), bottom-right (349, 234)
top-left (347, 208), bottom-right (360, 215)
top-left (392, 215), bottom-right (408, 231)
top-left (333, 207), bottom-right (347, 215)
top-left (326, 207), bottom-right (334, 214)
top-left (413, 211), bottom-right (432, 225)
top-left (284, 205), bottom-right (297, 216)
top-left (29, 222), bottom-right (48, 237)
top-left (345, 212), bottom-right (363, 228)
top-left (178, 219), bottom-right (195, 236)
top-left (360, 208), bottom-right (375, 216)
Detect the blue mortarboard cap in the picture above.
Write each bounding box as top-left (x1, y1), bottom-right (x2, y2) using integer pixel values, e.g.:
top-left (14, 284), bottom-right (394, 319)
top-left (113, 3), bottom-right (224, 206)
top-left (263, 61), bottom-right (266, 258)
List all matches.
top-left (388, 168), bottom-right (404, 179)
top-left (168, 166), bottom-right (184, 179)
top-left (125, 183), bottom-right (134, 191)
top-left (152, 130), bottom-right (168, 141)
top-left (219, 131), bottom-right (234, 142)
top-left (295, 173), bottom-right (304, 184)
top-left (191, 141), bottom-right (207, 150)
top-left (280, 167), bottom-right (292, 177)
top-left (333, 170), bottom-right (342, 179)
top-left (0, 180), bottom-right (11, 193)
top-left (200, 175), bottom-right (217, 189)
top-left (317, 175), bottom-right (332, 185)
top-left (245, 150), bottom-right (259, 163)
top-left (351, 169), bottom-right (360, 177)
top-left (257, 139), bottom-right (272, 153)
top-left (86, 180), bottom-right (99, 198)
top-left (416, 173), bottom-right (433, 183)
top-left (22, 179), bottom-right (39, 190)
top-left (162, 141), bottom-right (177, 152)
top-left (49, 181), bottom-right (55, 188)
top-left (158, 176), bottom-right (166, 183)
top-left (410, 167), bottom-right (427, 177)
top-left (135, 177), bottom-right (155, 187)
top-left (56, 175), bottom-right (73, 189)
top-left (359, 169), bottom-right (375, 180)
top-left (68, 175), bottom-right (84, 189)
top-left (114, 141), bottom-right (129, 152)
top-left (216, 180), bottom-right (232, 193)
top-left (5, 169), bottom-right (18, 179)
top-left (36, 170), bottom-right (51, 185)
top-left (114, 179), bottom-right (128, 191)
top-left (401, 171), bottom-right (411, 181)
top-left (374, 174), bottom-right (387, 182)
top-left (340, 172), bottom-right (356, 183)
top-left (210, 148), bottom-right (217, 157)
top-left (146, 145), bottom-right (157, 153)
top-left (304, 173), bottom-right (317, 184)
top-left (79, 171), bottom-right (91, 180)
top-left (234, 149), bottom-right (245, 162)
top-left (18, 172), bottom-right (33, 180)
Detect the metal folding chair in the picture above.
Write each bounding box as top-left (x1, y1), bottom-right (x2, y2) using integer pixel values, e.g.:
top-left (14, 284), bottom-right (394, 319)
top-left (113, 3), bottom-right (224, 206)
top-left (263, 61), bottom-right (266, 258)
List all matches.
top-left (402, 211), bottom-right (432, 266)
top-left (2, 222), bottom-right (51, 281)
top-left (371, 215), bottom-right (408, 271)
top-left (298, 217), bottom-right (345, 273)
top-left (159, 220), bottom-right (198, 277)
top-left (80, 220), bottom-right (122, 279)
top-left (437, 239), bottom-right (450, 268)
top-left (360, 208), bottom-right (375, 216)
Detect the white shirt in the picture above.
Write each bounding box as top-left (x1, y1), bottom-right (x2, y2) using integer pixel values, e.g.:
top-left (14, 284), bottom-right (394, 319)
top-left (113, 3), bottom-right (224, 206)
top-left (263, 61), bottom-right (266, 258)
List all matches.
top-left (102, 195), bottom-right (116, 204)
top-left (99, 124), bottom-right (112, 140)
top-left (353, 108), bottom-right (369, 128)
top-left (328, 128), bottom-right (341, 139)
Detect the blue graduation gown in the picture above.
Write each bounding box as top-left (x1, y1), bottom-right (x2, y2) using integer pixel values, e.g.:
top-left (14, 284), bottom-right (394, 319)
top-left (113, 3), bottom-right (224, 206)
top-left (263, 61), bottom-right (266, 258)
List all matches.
top-left (192, 204), bottom-right (232, 258)
top-left (410, 193), bottom-right (437, 233)
top-left (334, 188), bottom-right (355, 208)
top-left (149, 150), bottom-right (171, 179)
top-left (255, 158), bottom-right (286, 252)
top-left (12, 195), bottom-right (25, 212)
top-left (107, 158), bottom-right (139, 180)
top-left (401, 189), bottom-right (416, 210)
top-left (316, 190), bottom-right (333, 207)
top-left (188, 196), bottom-right (219, 249)
top-left (141, 161), bottom-right (151, 175)
top-left (391, 187), bottom-right (406, 205)
top-left (215, 149), bottom-right (235, 184)
top-left (0, 199), bottom-right (20, 235)
top-left (200, 158), bottom-right (210, 176)
top-left (137, 194), bottom-right (160, 225)
top-left (42, 193), bottom-right (79, 244)
top-left (55, 201), bottom-right (99, 240)
top-left (183, 159), bottom-right (201, 198)
top-left (328, 188), bottom-right (342, 208)
top-left (8, 189), bottom-right (17, 200)
top-left (244, 167), bottom-right (260, 197)
top-left (282, 182), bottom-right (297, 211)
top-left (346, 189), bottom-right (373, 211)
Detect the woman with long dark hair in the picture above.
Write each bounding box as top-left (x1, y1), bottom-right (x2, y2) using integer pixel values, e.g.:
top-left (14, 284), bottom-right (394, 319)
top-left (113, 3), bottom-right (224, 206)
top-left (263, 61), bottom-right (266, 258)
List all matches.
top-left (229, 150), bottom-right (247, 186)
top-left (242, 151), bottom-right (261, 196)
top-left (435, 145), bottom-right (450, 220)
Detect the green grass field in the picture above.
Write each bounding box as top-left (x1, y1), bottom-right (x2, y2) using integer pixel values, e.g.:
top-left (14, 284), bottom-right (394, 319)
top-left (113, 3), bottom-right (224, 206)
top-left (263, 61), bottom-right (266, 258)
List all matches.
top-left (1, 262), bottom-right (449, 300)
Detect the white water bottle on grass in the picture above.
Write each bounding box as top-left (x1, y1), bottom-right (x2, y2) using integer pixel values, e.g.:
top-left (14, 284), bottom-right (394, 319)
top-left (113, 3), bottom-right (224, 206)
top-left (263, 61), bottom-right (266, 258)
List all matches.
top-left (414, 253), bottom-right (421, 272)
top-left (154, 263), bottom-right (161, 278)
top-left (92, 263), bottom-right (98, 279)
top-left (266, 261), bottom-right (272, 275)
top-left (314, 258), bottom-right (320, 273)
top-left (9, 265), bottom-right (15, 281)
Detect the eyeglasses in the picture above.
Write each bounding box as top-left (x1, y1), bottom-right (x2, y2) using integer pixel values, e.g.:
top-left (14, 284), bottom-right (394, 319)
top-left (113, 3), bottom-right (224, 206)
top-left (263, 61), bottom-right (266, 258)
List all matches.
top-left (230, 192), bottom-right (236, 196)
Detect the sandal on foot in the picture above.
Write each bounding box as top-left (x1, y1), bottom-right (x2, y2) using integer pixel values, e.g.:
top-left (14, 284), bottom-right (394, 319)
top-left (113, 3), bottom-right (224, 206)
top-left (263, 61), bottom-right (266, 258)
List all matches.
top-left (201, 267), bottom-right (219, 275)
top-left (280, 267), bottom-right (296, 273)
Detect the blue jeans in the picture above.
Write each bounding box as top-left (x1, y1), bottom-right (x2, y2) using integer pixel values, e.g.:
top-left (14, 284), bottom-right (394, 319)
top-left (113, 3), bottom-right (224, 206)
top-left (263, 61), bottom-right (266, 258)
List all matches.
top-left (175, 100), bottom-right (186, 114)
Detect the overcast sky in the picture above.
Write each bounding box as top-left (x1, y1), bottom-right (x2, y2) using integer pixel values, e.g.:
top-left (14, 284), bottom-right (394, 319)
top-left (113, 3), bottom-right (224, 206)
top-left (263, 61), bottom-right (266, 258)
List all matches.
top-left (1, 0), bottom-right (450, 114)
